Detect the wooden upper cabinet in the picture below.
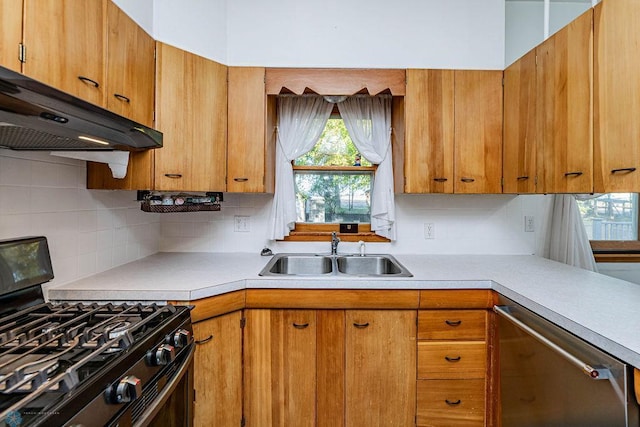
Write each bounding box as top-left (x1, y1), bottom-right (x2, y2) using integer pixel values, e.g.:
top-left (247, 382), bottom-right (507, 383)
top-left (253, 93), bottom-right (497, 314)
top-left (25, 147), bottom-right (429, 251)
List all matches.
top-left (454, 70), bottom-right (503, 194)
top-left (155, 42), bottom-right (227, 192)
top-left (503, 50), bottom-right (538, 194)
top-left (404, 69), bottom-right (455, 193)
top-left (23, 0), bottom-right (105, 106)
top-left (594, 0), bottom-right (640, 193)
top-left (537, 8), bottom-right (593, 193)
top-left (87, 2), bottom-right (156, 190)
top-left (105, 1), bottom-right (154, 127)
top-left (227, 67), bottom-right (276, 193)
top-left (0, 0), bottom-right (23, 72)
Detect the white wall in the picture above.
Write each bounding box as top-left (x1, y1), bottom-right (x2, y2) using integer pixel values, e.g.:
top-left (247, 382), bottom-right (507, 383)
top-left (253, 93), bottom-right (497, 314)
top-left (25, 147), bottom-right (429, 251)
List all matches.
top-left (149, 0), bottom-right (505, 69)
top-left (154, 0), bottom-right (228, 63)
top-left (112, 0), bottom-right (155, 36)
top-left (158, 193), bottom-right (548, 256)
top-left (0, 150), bottom-right (160, 295)
top-left (505, 0), bottom-right (593, 66)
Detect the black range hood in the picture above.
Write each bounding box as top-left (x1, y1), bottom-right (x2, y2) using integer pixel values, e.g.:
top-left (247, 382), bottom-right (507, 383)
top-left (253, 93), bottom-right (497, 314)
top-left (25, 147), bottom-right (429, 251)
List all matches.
top-left (0, 65), bottom-right (162, 151)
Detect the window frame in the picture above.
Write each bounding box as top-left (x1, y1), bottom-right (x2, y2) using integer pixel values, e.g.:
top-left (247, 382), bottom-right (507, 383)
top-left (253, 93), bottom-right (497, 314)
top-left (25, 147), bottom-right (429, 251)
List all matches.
top-left (583, 193), bottom-right (640, 262)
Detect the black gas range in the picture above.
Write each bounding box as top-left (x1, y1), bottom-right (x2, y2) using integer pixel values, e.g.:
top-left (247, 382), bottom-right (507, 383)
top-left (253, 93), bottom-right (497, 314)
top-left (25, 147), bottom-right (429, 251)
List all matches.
top-left (0, 237), bottom-right (194, 427)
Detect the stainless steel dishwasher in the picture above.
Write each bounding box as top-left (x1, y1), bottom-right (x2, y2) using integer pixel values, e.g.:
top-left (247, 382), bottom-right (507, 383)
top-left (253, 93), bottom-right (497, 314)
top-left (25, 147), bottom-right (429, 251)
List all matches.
top-left (495, 296), bottom-right (639, 427)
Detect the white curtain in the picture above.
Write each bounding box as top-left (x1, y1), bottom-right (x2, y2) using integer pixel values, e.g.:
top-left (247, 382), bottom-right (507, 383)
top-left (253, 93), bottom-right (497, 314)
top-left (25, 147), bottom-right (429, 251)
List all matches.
top-left (338, 96), bottom-right (395, 240)
top-left (269, 96), bottom-right (333, 240)
top-left (542, 194), bottom-right (598, 272)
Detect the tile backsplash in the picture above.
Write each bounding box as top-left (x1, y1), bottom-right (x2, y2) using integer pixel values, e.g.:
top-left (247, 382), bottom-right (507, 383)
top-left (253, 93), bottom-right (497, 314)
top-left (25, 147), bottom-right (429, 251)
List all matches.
top-left (1, 151), bottom-right (549, 289)
top-left (0, 150), bottom-right (160, 290)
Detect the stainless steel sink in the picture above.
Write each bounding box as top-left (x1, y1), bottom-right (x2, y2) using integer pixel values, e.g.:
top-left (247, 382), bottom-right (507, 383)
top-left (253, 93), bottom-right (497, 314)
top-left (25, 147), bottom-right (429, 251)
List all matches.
top-left (261, 254), bottom-right (333, 276)
top-left (259, 253), bottom-right (412, 277)
top-left (336, 255), bottom-right (412, 276)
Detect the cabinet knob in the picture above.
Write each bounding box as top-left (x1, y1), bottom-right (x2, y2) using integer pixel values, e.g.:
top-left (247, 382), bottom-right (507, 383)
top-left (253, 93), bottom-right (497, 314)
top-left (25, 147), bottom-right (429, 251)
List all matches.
top-left (114, 93), bottom-right (131, 103)
top-left (195, 334), bottom-right (213, 345)
top-left (564, 171), bottom-right (583, 177)
top-left (78, 75), bottom-right (100, 88)
top-left (444, 355), bottom-right (461, 362)
top-left (460, 177), bottom-right (475, 183)
top-left (353, 322), bottom-right (370, 329)
top-left (516, 175), bottom-right (529, 181)
top-left (611, 167), bottom-right (637, 174)
top-left (164, 173), bottom-right (183, 179)
top-left (445, 399), bottom-right (462, 406)
top-left (292, 322), bottom-right (309, 329)
top-left (445, 320), bottom-right (462, 327)
top-left (433, 178), bottom-right (448, 183)
top-left (233, 177), bottom-right (249, 182)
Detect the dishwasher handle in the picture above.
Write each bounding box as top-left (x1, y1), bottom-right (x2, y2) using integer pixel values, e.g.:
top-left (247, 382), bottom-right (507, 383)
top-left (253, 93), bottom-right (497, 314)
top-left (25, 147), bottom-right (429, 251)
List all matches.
top-left (494, 305), bottom-right (610, 380)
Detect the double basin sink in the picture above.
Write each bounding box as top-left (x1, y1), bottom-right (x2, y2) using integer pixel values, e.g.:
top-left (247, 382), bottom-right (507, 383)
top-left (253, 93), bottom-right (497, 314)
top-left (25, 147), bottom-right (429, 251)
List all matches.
top-left (259, 253), bottom-right (413, 277)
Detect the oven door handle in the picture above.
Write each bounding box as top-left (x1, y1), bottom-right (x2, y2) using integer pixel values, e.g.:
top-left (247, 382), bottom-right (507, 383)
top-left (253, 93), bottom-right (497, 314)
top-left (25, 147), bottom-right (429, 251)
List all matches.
top-left (494, 305), bottom-right (610, 380)
top-left (133, 343), bottom-right (195, 427)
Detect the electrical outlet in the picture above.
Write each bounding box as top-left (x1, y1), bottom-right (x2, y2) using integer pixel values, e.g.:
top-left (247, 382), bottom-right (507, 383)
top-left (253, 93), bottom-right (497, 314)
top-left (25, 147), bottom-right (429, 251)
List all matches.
top-left (234, 215), bottom-right (250, 232)
top-left (424, 223), bottom-right (435, 239)
top-left (524, 216), bottom-right (535, 232)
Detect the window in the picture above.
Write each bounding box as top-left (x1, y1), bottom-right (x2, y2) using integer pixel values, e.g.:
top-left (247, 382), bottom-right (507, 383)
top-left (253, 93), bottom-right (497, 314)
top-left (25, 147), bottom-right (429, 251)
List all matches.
top-left (577, 193), bottom-right (640, 261)
top-left (293, 117), bottom-right (374, 224)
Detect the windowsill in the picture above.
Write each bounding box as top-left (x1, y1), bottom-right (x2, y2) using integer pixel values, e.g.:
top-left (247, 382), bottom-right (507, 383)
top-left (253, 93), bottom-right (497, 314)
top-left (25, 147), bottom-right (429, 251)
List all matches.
top-left (282, 223), bottom-right (390, 243)
top-left (591, 241), bottom-right (640, 263)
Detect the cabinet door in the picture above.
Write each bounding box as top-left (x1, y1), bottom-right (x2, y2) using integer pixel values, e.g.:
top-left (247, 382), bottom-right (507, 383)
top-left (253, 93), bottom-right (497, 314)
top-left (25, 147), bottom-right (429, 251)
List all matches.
top-left (244, 309), bottom-right (317, 427)
top-left (23, 0), bottom-right (105, 106)
top-left (155, 42), bottom-right (227, 192)
top-left (345, 310), bottom-right (416, 427)
top-left (105, 1), bottom-right (154, 126)
top-left (227, 67), bottom-right (275, 193)
top-left (193, 311), bottom-right (243, 427)
top-left (594, 0), bottom-right (640, 192)
top-left (538, 8), bottom-right (593, 193)
top-left (454, 70), bottom-right (503, 194)
top-left (0, 0), bottom-right (22, 72)
top-left (404, 69), bottom-right (455, 193)
top-left (87, 1), bottom-right (156, 190)
top-left (503, 50), bottom-right (538, 194)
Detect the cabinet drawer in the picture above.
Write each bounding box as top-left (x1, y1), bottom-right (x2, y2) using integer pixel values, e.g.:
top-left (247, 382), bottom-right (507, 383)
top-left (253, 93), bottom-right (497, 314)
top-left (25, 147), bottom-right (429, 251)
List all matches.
top-left (418, 341), bottom-right (486, 379)
top-left (418, 310), bottom-right (487, 340)
top-left (417, 379), bottom-right (485, 426)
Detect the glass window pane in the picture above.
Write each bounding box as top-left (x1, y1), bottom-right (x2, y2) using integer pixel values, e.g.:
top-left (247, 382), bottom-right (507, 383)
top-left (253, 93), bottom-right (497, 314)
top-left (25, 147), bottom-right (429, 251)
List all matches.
top-left (295, 170), bottom-right (372, 223)
top-left (295, 119), bottom-right (371, 167)
top-left (578, 193), bottom-right (638, 240)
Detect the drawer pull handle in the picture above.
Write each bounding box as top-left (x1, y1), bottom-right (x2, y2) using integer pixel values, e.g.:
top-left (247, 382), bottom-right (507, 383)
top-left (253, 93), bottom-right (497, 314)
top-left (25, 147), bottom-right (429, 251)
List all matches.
top-left (611, 167), bottom-right (637, 174)
top-left (433, 177), bottom-right (448, 182)
top-left (564, 171), bottom-right (583, 177)
top-left (78, 75), bottom-right (100, 87)
top-left (114, 93), bottom-right (131, 103)
top-left (516, 175), bottom-right (529, 181)
top-left (293, 322), bottom-right (309, 329)
top-left (195, 335), bottom-right (213, 345)
top-left (164, 173), bottom-right (183, 179)
top-left (445, 399), bottom-right (462, 406)
top-left (445, 320), bottom-right (462, 326)
top-left (234, 177), bottom-right (249, 182)
top-left (353, 322), bottom-right (370, 329)
top-left (444, 355), bottom-right (461, 362)
top-left (460, 177), bottom-right (475, 183)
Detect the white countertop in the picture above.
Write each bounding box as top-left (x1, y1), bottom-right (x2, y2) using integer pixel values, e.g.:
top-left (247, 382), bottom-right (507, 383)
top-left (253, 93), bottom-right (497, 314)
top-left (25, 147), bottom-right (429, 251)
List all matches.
top-left (47, 252), bottom-right (640, 367)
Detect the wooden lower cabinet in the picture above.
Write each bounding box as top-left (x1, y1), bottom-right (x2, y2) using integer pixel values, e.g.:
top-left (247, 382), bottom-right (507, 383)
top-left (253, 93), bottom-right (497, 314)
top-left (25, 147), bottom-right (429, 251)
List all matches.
top-left (192, 311), bottom-right (243, 427)
top-left (345, 310), bottom-right (417, 427)
top-left (416, 303), bottom-right (492, 427)
top-left (243, 308), bottom-right (416, 427)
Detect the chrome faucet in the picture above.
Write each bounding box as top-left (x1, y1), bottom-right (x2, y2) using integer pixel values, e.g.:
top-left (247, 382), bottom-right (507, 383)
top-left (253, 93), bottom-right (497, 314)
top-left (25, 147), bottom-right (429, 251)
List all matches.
top-left (331, 232), bottom-right (340, 255)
